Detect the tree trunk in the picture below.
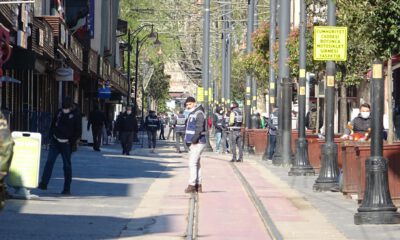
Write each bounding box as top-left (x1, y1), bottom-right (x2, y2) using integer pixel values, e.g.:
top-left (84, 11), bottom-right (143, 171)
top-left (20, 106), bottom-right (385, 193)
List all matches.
top-left (387, 58), bottom-right (394, 144)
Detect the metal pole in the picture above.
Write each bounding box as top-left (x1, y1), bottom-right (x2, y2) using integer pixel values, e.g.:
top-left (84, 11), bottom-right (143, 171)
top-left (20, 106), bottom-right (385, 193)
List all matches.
top-left (226, 2), bottom-right (232, 109)
top-left (354, 61), bottom-right (400, 224)
top-left (221, 4), bottom-right (227, 109)
top-left (273, 0), bottom-right (291, 166)
top-left (313, 0), bottom-right (340, 191)
top-left (245, 0), bottom-right (254, 129)
top-left (281, 77), bottom-right (292, 166)
top-left (202, 0), bottom-right (213, 152)
top-left (251, 78), bottom-right (257, 114)
top-left (289, 0), bottom-right (314, 176)
top-left (134, 38), bottom-right (139, 111)
top-left (127, 30), bottom-right (131, 106)
top-left (263, 0), bottom-right (277, 160)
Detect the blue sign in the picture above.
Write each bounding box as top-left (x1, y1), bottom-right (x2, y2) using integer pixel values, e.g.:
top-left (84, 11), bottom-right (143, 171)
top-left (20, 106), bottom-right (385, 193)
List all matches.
top-left (98, 86), bottom-right (111, 99)
top-left (88, 0), bottom-right (95, 38)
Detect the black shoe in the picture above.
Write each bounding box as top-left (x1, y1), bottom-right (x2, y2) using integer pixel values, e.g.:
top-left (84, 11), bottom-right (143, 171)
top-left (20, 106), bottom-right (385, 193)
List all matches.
top-left (38, 182), bottom-right (47, 190)
top-left (94, 148), bottom-right (101, 152)
top-left (122, 151), bottom-right (126, 155)
top-left (126, 152), bottom-right (130, 155)
top-left (236, 159), bottom-right (243, 162)
top-left (230, 159), bottom-right (236, 162)
top-left (61, 190), bottom-right (71, 195)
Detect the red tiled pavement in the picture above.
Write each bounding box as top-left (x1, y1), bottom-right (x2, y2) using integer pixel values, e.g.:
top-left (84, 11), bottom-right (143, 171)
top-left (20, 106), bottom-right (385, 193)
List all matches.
top-left (197, 157), bottom-right (272, 240)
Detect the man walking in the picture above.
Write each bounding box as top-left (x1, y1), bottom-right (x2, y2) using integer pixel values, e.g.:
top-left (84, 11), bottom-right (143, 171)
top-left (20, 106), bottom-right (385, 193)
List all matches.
top-left (167, 113), bottom-right (176, 140)
top-left (184, 97), bottom-right (206, 193)
top-left (213, 106), bottom-right (224, 153)
top-left (175, 110), bottom-right (189, 153)
top-left (38, 97), bottom-right (81, 195)
top-left (158, 113), bottom-right (166, 140)
top-left (145, 110), bottom-right (160, 153)
top-left (115, 105), bottom-right (138, 155)
top-left (265, 107), bottom-right (279, 160)
top-left (221, 110), bottom-right (231, 154)
top-left (87, 104), bottom-right (107, 151)
top-left (229, 102), bottom-right (243, 162)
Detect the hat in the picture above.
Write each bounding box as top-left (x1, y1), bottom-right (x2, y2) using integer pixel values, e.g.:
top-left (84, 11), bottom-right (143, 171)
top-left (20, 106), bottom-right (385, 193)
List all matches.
top-left (62, 96), bottom-right (73, 109)
top-left (184, 96), bottom-right (196, 104)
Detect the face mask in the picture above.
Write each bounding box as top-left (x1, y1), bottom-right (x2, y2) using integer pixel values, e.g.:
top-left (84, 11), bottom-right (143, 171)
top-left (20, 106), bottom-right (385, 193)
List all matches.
top-left (219, 110), bottom-right (223, 114)
top-left (361, 112), bottom-right (370, 119)
top-left (127, 111), bottom-right (132, 115)
top-left (63, 109), bottom-right (70, 114)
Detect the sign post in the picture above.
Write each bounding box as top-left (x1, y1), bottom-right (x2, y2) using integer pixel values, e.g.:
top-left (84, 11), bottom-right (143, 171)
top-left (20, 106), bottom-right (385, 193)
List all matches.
top-left (313, 26), bottom-right (348, 61)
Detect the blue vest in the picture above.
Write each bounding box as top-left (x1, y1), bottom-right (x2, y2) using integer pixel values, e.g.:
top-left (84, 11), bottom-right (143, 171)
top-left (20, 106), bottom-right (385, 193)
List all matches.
top-left (175, 114), bottom-right (186, 133)
top-left (185, 109), bottom-right (206, 144)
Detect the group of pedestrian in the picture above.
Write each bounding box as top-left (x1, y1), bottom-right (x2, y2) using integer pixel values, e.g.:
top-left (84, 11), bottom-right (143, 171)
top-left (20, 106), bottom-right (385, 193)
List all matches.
top-left (212, 102), bottom-right (244, 162)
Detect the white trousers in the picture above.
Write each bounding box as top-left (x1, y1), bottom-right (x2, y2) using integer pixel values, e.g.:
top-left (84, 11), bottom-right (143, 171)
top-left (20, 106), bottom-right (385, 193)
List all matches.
top-left (188, 143), bottom-right (206, 186)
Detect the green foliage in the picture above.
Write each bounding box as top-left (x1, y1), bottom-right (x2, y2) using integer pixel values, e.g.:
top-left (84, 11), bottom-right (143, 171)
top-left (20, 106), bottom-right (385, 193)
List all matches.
top-left (146, 59), bottom-right (171, 110)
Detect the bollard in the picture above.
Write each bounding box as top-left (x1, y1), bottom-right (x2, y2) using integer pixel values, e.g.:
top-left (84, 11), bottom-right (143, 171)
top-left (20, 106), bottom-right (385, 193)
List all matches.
top-left (354, 61), bottom-right (400, 224)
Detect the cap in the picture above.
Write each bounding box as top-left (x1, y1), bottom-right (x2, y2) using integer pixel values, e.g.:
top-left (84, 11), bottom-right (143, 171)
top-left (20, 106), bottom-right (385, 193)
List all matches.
top-left (184, 96), bottom-right (196, 104)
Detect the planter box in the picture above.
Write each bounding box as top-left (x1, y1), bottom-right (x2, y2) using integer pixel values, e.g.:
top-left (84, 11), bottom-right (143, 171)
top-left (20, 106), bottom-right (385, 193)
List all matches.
top-left (341, 142), bottom-right (362, 196)
top-left (357, 142), bottom-right (400, 202)
top-left (307, 135), bottom-right (343, 172)
top-left (247, 129), bottom-right (268, 155)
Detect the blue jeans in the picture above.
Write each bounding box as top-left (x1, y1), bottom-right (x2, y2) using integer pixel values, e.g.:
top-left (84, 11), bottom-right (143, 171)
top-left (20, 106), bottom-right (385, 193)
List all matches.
top-left (215, 132), bottom-right (222, 152)
top-left (40, 138), bottom-right (72, 191)
top-left (267, 134), bottom-right (277, 159)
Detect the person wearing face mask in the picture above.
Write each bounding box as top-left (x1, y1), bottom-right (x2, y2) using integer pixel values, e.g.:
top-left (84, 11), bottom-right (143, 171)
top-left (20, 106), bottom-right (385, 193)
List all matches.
top-left (87, 104), bottom-right (107, 152)
top-left (38, 97), bottom-right (81, 195)
top-left (213, 106), bottom-right (224, 153)
top-left (145, 110), bottom-right (161, 153)
top-left (341, 103), bottom-right (372, 140)
top-left (115, 105), bottom-right (138, 155)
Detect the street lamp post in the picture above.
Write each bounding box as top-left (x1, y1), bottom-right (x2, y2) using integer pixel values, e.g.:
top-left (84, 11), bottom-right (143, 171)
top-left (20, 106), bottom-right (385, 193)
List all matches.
top-left (289, 0), bottom-right (315, 176)
top-left (125, 24), bottom-right (157, 109)
top-left (354, 61), bottom-right (400, 224)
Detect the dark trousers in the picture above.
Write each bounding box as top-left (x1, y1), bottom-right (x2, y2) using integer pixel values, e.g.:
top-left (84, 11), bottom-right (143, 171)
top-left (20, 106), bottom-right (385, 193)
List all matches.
top-left (267, 134), bottom-right (277, 159)
top-left (40, 139), bottom-right (72, 191)
top-left (148, 130), bottom-right (157, 148)
top-left (175, 131), bottom-right (189, 152)
top-left (92, 125), bottom-right (102, 150)
top-left (230, 130), bottom-right (243, 160)
top-left (120, 131), bottom-right (134, 154)
top-left (159, 127), bottom-right (165, 140)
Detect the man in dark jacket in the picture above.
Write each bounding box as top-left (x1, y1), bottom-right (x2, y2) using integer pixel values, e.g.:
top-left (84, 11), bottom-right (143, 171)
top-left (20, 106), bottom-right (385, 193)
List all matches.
top-left (38, 97), bottom-right (81, 195)
top-left (184, 97), bottom-right (206, 193)
top-left (116, 105), bottom-right (138, 155)
top-left (145, 110), bottom-right (160, 153)
top-left (265, 107), bottom-right (279, 160)
top-left (87, 104), bottom-right (107, 151)
top-left (341, 103), bottom-right (372, 140)
top-left (229, 102), bottom-right (243, 162)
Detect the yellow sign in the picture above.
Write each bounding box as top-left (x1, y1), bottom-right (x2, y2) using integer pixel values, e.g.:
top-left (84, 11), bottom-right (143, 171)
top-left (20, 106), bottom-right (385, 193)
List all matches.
top-left (197, 87), bottom-right (204, 102)
top-left (246, 87), bottom-right (251, 93)
top-left (252, 96), bottom-right (256, 101)
top-left (246, 100), bottom-right (251, 106)
top-left (299, 69), bottom-right (306, 78)
top-left (208, 88), bottom-right (213, 101)
top-left (314, 26), bottom-right (348, 61)
top-left (373, 64), bottom-right (383, 79)
top-left (270, 82), bottom-right (275, 90)
top-left (9, 132), bottom-right (42, 188)
top-left (327, 76), bottom-right (335, 87)
top-left (270, 97), bottom-right (275, 104)
top-left (299, 86), bottom-right (306, 95)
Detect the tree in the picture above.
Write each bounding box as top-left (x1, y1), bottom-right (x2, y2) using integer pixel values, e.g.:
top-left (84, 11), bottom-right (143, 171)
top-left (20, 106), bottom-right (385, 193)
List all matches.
top-left (146, 60), bottom-right (171, 111)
